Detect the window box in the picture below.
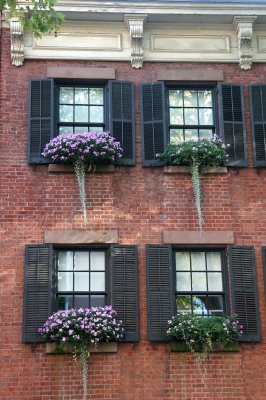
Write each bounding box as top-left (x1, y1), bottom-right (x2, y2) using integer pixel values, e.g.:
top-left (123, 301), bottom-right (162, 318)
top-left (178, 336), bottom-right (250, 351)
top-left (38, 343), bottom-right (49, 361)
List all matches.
top-left (169, 341), bottom-right (239, 353)
top-left (46, 341), bottom-right (118, 354)
top-left (48, 163), bottom-right (115, 174)
top-left (163, 166), bottom-right (227, 174)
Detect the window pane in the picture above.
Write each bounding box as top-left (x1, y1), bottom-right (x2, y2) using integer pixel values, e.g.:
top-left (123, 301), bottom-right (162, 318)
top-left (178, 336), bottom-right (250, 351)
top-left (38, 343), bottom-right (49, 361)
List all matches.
top-left (192, 295), bottom-right (208, 315)
top-left (199, 129), bottom-right (213, 140)
top-left (74, 295), bottom-right (90, 309)
top-left (170, 129), bottom-right (183, 144)
top-left (59, 126), bottom-right (74, 135)
top-left (74, 272), bottom-right (89, 291)
top-left (176, 272), bottom-right (191, 291)
top-left (207, 295), bottom-right (224, 315)
top-left (90, 295), bottom-right (106, 307)
top-left (90, 252), bottom-right (105, 271)
top-left (191, 252), bottom-right (206, 271)
top-left (74, 126), bottom-right (89, 134)
top-left (57, 295), bottom-right (73, 311)
top-left (90, 106), bottom-right (104, 123)
top-left (75, 106), bottom-right (88, 123)
top-left (176, 252), bottom-right (190, 271)
top-left (184, 90), bottom-right (197, 107)
top-left (169, 90), bottom-right (183, 107)
top-left (170, 108), bottom-right (183, 125)
top-left (60, 105), bottom-right (73, 122)
top-left (75, 252), bottom-right (89, 271)
top-left (184, 108), bottom-right (198, 125)
top-left (199, 108), bottom-right (213, 125)
top-left (184, 129), bottom-right (198, 141)
top-left (192, 272), bottom-right (207, 291)
top-left (58, 251), bottom-right (73, 271)
top-left (60, 87), bottom-right (73, 104)
top-left (208, 272), bottom-right (223, 291)
top-left (75, 88), bottom-right (88, 104)
top-left (89, 88), bottom-right (104, 105)
top-left (198, 90), bottom-right (212, 107)
top-left (90, 272), bottom-right (105, 291)
top-left (58, 272), bottom-right (73, 291)
top-left (90, 127), bottom-right (103, 133)
top-left (206, 252), bottom-right (222, 271)
top-left (176, 295), bottom-right (191, 312)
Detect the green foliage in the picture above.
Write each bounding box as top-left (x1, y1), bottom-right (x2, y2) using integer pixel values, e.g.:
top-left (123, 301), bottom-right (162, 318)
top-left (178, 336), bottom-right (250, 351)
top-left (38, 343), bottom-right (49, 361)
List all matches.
top-left (1, 0), bottom-right (64, 38)
top-left (167, 313), bottom-right (243, 353)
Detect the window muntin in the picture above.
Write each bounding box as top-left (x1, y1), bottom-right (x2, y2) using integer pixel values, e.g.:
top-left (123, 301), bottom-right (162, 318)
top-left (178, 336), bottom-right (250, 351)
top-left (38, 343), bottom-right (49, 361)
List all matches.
top-left (168, 88), bottom-right (215, 143)
top-left (56, 249), bottom-right (107, 311)
top-left (58, 85), bottom-right (105, 135)
top-left (175, 250), bottom-right (224, 316)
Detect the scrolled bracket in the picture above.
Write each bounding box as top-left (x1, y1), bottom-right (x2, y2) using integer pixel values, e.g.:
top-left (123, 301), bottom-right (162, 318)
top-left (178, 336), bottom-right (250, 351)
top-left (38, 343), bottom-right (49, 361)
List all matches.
top-left (10, 18), bottom-right (24, 67)
top-left (125, 14), bottom-right (147, 69)
top-left (234, 16), bottom-right (257, 70)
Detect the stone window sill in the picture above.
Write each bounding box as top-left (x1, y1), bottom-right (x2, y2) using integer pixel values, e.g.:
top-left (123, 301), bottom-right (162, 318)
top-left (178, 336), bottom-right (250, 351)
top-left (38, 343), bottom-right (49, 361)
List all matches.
top-left (169, 341), bottom-right (239, 352)
top-left (48, 164), bottom-right (115, 174)
top-left (46, 342), bottom-right (117, 354)
top-left (164, 166), bottom-right (227, 174)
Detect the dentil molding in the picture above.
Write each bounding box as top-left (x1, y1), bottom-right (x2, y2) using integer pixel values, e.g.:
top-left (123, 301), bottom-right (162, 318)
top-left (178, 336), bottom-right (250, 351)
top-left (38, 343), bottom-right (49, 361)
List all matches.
top-left (234, 16), bottom-right (257, 70)
top-left (124, 14), bottom-right (147, 69)
top-left (10, 18), bottom-right (24, 66)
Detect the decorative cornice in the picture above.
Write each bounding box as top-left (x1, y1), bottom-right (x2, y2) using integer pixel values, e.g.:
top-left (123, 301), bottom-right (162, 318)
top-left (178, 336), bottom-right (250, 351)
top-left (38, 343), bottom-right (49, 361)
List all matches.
top-left (10, 18), bottom-right (24, 66)
top-left (234, 16), bottom-right (257, 70)
top-left (125, 14), bottom-right (147, 69)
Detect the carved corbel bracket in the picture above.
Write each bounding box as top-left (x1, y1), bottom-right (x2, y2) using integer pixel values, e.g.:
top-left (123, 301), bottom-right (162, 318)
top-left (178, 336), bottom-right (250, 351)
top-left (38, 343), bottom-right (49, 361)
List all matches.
top-left (125, 14), bottom-right (147, 69)
top-left (10, 18), bottom-right (24, 67)
top-left (234, 16), bottom-right (257, 70)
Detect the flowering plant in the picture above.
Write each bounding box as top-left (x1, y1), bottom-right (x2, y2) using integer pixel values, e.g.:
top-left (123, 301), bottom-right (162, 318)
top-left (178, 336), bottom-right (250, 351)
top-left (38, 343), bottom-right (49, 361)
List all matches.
top-left (39, 306), bottom-right (124, 400)
top-left (42, 132), bottom-right (123, 223)
top-left (167, 313), bottom-right (243, 353)
top-left (158, 136), bottom-right (229, 230)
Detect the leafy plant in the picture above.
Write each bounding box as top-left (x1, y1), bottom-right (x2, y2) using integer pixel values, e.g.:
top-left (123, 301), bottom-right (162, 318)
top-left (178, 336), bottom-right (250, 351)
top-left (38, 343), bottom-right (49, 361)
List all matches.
top-left (158, 135), bottom-right (229, 230)
top-left (39, 306), bottom-right (125, 400)
top-left (167, 312), bottom-right (243, 353)
top-left (42, 131), bottom-right (123, 223)
top-left (1, 0), bottom-right (64, 38)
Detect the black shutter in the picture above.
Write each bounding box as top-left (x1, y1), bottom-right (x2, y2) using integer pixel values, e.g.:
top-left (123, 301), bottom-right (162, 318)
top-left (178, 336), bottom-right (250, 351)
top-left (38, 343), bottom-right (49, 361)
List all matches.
top-left (146, 245), bottom-right (174, 341)
top-left (28, 79), bottom-right (54, 164)
top-left (229, 246), bottom-right (260, 342)
top-left (111, 245), bottom-right (139, 342)
top-left (250, 85), bottom-right (266, 167)
top-left (140, 82), bottom-right (167, 166)
top-left (219, 84), bottom-right (247, 167)
top-left (109, 81), bottom-right (135, 165)
top-left (23, 245), bottom-right (53, 343)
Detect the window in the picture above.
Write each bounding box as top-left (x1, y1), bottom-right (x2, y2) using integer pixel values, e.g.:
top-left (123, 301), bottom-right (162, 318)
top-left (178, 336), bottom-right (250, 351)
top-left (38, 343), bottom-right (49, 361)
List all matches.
top-left (146, 244), bottom-right (260, 342)
top-left (140, 82), bottom-right (247, 167)
top-left (174, 250), bottom-right (225, 316)
top-left (56, 248), bottom-right (107, 311)
top-left (168, 88), bottom-right (215, 143)
top-left (28, 79), bottom-right (135, 165)
top-left (23, 244), bottom-right (139, 343)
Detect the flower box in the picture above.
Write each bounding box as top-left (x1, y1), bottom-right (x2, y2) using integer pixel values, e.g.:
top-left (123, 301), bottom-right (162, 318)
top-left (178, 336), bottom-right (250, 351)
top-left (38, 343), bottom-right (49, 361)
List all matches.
top-left (48, 163), bottom-right (115, 174)
top-left (164, 166), bottom-right (227, 174)
top-left (169, 341), bottom-right (239, 353)
top-left (46, 341), bottom-right (118, 354)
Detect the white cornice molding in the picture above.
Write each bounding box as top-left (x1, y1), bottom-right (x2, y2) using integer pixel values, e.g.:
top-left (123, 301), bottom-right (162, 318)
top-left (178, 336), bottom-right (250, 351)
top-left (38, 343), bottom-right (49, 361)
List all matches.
top-left (125, 14), bottom-right (147, 68)
top-left (10, 18), bottom-right (24, 66)
top-left (234, 16), bottom-right (257, 70)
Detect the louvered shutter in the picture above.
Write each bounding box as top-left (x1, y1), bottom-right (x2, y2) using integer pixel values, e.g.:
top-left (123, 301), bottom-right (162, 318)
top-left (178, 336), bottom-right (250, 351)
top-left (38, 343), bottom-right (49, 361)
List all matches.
top-left (28, 79), bottom-right (54, 164)
top-left (229, 246), bottom-right (260, 342)
top-left (250, 85), bottom-right (266, 167)
top-left (219, 84), bottom-right (247, 167)
top-left (111, 245), bottom-right (139, 341)
top-left (146, 245), bottom-right (174, 341)
top-left (140, 83), bottom-right (167, 166)
top-left (262, 247), bottom-right (266, 300)
top-left (109, 81), bottom-right (135, 165)
top-left (23, 245), bottom-right (53, 343)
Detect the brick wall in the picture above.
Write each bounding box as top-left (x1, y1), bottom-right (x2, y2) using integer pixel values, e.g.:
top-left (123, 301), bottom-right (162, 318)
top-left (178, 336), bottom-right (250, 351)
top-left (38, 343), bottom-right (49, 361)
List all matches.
top-left (1, 28), bottom-right (266, 399)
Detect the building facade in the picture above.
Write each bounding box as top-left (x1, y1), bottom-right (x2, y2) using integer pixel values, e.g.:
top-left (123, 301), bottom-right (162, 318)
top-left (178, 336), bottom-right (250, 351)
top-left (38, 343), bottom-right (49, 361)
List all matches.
top-left (1, 0), bottom-right (266, 399)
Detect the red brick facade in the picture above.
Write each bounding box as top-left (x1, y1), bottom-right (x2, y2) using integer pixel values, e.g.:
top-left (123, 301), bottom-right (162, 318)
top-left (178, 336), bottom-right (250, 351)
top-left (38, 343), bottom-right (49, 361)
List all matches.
top-left (1, 26), bottom-right (266, 399)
